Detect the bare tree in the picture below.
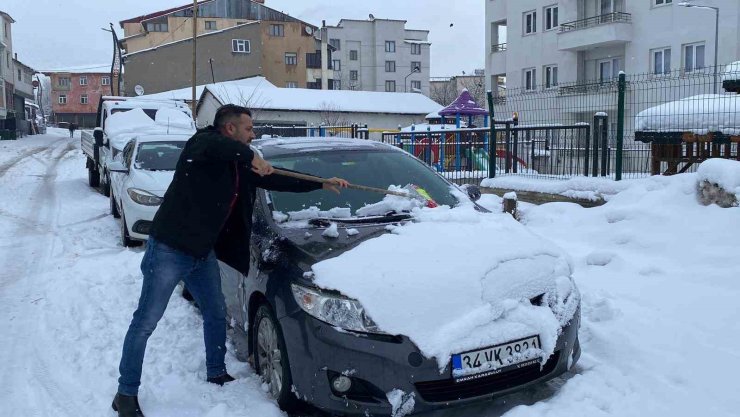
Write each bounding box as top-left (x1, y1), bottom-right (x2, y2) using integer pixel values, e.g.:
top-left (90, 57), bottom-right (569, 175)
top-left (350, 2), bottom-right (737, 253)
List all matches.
top-left (317, 101), bottom-right (348, 126)
top-left (457, 75), bottom-right (487, 109)
top-left (429, 78), bottom-right (457, 106)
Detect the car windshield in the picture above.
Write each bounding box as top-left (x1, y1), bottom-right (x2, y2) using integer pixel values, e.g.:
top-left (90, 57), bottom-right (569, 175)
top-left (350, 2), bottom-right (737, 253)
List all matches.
top-left (267, 149), bottom-right (459, 219)
top-left (135, 141), bottom-right (185, 171)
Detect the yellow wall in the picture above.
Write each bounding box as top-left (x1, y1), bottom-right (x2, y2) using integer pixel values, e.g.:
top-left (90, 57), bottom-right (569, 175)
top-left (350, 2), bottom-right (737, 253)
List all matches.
top-left (260, 21), bottom-right (314, 88)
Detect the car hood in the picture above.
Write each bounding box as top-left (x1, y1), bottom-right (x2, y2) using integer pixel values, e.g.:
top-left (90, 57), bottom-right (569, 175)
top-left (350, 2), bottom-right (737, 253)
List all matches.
top-left (129, 169), bottom-right (175, 196)
top-left (305, 204), bottom-right (580, 374)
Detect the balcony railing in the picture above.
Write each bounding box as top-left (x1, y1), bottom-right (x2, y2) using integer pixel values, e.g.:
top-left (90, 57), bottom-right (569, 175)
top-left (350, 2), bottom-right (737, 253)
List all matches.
top-left (558, 80), bottom-right (630, 96)
top-left (491, 43), bottom-right (507, 53)
top-left (559, 12), bottom-right (632, 33)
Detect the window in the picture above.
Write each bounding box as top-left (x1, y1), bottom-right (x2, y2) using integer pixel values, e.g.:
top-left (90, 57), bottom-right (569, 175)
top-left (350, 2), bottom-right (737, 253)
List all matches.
top-left (80, 95), bottom-right (88, 105)
top-left (524, 68), bottom-right (536, 90)
top-left (332, 59), bottom-right (341, 71)
top-left (102, 76), bottom-right (111, 86)
top-left (524, 10), bottom-right (537, 35)
top-left (598, 58), bottom-right (622, 82)
top-left (145, 18), bottom-right (168, 32)
top-left (205, 21), bottom-right (217, 30)
top-left (684, 42), bottom-right (705, 72)
top-left (58, 94), bottom-right (67, 104)
top-left (285, 52), bottom-right (297, 65)
top-left (385, 41), bottom-right (396, 53)
top-left (349, 50), bottom-right (358, 61)
top-left (411, 61), bottom-right (421, 72)
top-left (17, 69), bottom-right (21, 82)
top-left (333, 80), bottom-right (342, 90)
top-left (544, 5), bottom-right (559, 30)
top-left (269, 24), bottom-right (284, 37)
top-left (58, 77), bottom-right (71, 87)
top-left (655, 0), bottom-right (672, 5)
top-left (285, 81), bottom-right (298, 88)
top-left (232, 39), bottom-right (251, 53)
top-left (79, 76), bottom-right (88, 86)
top-left (411, 43), bottom-right (422, 55)
top-left (410, 80), bottom-right (421, 91)
top-left (329, 38), bottom-right (341, 50)
top-left (544, 65), bottom-right (558, 88)
top-left (350, 70), bottom-right (358, 81)
top-left (652, 47), bottom-right (671, 75)
top-left (385, 60), bottom-right (396, 72)
top-left (385, 80), bottom-right (396, 92)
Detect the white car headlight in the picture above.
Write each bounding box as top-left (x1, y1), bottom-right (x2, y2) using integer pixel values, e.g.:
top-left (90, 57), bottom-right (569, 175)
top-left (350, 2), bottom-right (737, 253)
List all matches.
top-left (127, 188), bottom-right (163, 206)
top-left (291, 284), bottom-right (385, 334)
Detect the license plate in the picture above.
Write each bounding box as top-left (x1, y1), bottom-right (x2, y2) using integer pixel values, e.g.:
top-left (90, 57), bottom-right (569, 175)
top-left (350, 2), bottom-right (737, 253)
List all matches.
top-left (452, 335), bottom-right (541, 382)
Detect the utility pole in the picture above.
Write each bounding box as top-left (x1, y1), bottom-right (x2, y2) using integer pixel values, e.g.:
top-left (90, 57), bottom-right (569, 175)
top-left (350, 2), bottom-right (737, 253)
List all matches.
top-left (209, 58), bottom-right (215, 83)
top-left (191, 0), bottom-right (198, 120)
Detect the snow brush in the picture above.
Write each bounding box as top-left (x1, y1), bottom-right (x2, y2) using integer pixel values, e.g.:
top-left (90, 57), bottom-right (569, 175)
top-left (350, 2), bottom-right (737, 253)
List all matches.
top-left (272, 168), bottom-right (439, 208)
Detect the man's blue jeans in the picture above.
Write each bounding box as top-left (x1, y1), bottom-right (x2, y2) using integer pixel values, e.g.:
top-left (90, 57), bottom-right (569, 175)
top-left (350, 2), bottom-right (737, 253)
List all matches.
top-left (117, 237), bottom-right (228, 396)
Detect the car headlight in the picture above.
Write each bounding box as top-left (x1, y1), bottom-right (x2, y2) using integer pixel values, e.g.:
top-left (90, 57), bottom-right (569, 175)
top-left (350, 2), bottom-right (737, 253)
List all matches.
top-left (127, 188), bottom-right (163, 206)
top-left (291, 284), bottom-right (385, 334)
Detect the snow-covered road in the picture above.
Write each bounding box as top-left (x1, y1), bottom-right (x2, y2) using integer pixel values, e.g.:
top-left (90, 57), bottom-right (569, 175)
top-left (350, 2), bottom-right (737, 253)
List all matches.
top-left (1, 129), bottom-right (739, 417)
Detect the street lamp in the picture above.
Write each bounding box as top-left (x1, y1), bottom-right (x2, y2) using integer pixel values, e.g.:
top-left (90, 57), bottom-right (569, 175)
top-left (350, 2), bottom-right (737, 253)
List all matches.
top-left (405, 66), bottom-right (421, 93)
top-left (678, 1), bottom-right (719, 94)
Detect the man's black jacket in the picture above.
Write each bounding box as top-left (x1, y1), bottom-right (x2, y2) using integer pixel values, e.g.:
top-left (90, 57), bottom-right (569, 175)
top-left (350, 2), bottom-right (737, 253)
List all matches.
top-left (150, 127), bottom-right (321, 273)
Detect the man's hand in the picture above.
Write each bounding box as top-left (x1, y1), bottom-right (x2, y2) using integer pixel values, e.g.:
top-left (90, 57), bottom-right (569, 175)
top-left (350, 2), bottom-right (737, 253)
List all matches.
top-left (322, 177), bottom-right (350, 194)
top-left (251, 154), bottom-right (274, 176)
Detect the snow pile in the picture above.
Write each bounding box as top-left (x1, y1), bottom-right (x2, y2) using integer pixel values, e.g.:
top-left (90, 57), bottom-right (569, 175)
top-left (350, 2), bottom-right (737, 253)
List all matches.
top-left (321, 222), bottom-right (340, 238)
top-left (105, 108), bottom-right (195, 150)
top-left (155, 108), bottom-right (195, 131)
top-left (481, 175), bottom-right (634, 201)
top-left (722, 61), bottom-right (740, 82)
top-left (634, 94), bottom-right (740, 135)
top-left (273, 207), bottom-right (351, 223)
top-left (697, 158), bottom-right (740, 202)
top-left (387, 389), bottom-right (416, 417)
top-left (355, 186), bottom-right (426, 216)
top-left (311, 204), bottom-right (579, 373)
top-left (105, 108), bottom-right (157, 137)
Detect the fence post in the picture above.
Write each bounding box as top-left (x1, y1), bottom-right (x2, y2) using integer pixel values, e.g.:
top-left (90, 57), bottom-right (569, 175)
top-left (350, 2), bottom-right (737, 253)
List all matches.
top-left (511, 113), bottom-right (519, 173)
top-left (584, 123), bottom-right (591, 177)
top-left (351, 123), bottom-right (357, 139)
top-left (486, 90), bottom-right (496, 179)
top-left (615, 72), bottom-right (626, 181)
top-left (425, 126), bottom-right (432, 164)
top-left (592, 114), bottom-right (606, 177)
top-left (600, 115), bottom-right (608, 177)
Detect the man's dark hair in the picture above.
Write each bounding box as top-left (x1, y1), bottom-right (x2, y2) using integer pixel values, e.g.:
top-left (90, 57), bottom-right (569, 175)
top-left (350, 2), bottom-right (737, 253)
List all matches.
top-left (213, 104), bottom-right (252, 129)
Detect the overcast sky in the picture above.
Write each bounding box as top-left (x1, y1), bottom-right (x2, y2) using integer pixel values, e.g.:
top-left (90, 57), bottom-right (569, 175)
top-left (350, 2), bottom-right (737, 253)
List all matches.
top-left (4, 0), bottom-right (485, 77)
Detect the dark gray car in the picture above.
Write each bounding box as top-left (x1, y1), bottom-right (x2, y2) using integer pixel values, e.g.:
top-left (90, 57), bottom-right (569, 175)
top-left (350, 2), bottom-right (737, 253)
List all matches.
top-left (218, 138), bottom-right (581, 416)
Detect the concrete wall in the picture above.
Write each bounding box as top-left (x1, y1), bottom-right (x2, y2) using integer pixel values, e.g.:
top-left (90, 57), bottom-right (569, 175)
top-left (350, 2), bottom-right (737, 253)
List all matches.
top-left (260, 21), bottom-right (315, 88)
top-left (123, 17), bottom-right (255, 53)
top-left (123, 23), bottom-right (263, 96)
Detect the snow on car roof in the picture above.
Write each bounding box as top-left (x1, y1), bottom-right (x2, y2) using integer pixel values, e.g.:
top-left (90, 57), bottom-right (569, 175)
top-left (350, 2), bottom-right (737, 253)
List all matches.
top-left (253, 137), bottom-right (398, 157)
top-left (133, 134), bottom-right (192, 143)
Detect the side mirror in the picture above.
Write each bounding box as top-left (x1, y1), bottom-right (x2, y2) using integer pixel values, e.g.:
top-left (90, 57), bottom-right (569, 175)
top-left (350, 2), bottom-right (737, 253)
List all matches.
top-left (462, 184), bottom-right (482, 202)
top-left (93, 129), bottom-right (104, 147)
top-left (108, 160), bottom-right (129, 174)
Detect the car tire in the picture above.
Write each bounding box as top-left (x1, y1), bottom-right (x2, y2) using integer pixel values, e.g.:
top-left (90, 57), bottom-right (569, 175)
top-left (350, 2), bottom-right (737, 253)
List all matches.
top-left (120, 211), bottom-right (141, 248)
top-left (252, 304), bottom-right (300, 413)
top-left (110, 192), bottom-right (120, 219)
top-left (102, 173), bottom-right (111, 197)
top-left (88, 162), bottom-right (100, 187)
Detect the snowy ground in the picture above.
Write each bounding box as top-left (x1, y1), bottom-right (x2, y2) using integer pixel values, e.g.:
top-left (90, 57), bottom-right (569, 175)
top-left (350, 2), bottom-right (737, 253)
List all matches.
top-left (1, 129), bottom-right (739, 416)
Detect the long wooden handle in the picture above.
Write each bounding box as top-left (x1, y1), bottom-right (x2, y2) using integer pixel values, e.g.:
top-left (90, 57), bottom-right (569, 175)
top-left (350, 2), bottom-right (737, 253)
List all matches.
top-left (272, 168), bottom-right (412, 198)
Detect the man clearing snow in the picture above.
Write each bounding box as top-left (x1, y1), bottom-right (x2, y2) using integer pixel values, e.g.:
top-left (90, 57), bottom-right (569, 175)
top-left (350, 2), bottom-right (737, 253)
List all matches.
top-left (112, 105), bottom-right (348, 417)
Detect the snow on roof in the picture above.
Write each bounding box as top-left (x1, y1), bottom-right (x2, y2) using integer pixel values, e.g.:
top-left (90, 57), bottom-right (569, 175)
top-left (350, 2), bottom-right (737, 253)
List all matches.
top-left (403, 39), bottom-right (431, 45)
top-left (204, 84), bottom-right (443, 115)
top-left (722, 61), bottom-right (740, 82)
top-left (41, 65), bottom-right (110, 74)
top-left (634, 94), bottom-right (740, 135)
top-left (425, 111), bottom-right (442, 119)
top-left (123, 22), bottom-right (259, 57)
top-left (139, 77), bottom-right (276, 102)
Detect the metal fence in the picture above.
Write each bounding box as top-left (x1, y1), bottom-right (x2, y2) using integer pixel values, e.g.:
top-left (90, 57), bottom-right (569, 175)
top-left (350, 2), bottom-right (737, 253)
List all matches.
top-left (254, 123), bottom-right (369, 139)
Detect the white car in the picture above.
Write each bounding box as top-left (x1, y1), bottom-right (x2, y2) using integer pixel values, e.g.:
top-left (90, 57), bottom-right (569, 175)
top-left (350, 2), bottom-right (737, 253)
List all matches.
top-left (108, 134), bottom-right (190, 246)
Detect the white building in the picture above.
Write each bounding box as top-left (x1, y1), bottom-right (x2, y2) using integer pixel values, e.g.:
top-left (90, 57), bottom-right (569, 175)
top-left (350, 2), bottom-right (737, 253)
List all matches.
top-left (324, 18), bottom-right (431, 95)
top-left (486, 0), bottom-right (740, 91)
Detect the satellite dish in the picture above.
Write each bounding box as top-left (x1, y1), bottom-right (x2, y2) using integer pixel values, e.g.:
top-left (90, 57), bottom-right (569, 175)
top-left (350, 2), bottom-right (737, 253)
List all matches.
top-left (369, 13), bottom-right (375, 20)
top-left (305, 26), bottom-right (314, 35)
top-left (134, 85), bottom-right (145, 96)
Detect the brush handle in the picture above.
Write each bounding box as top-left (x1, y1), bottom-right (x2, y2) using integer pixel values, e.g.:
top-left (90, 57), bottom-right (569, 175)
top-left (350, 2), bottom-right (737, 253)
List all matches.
top-left (272, 168), bottom-right (411, 198)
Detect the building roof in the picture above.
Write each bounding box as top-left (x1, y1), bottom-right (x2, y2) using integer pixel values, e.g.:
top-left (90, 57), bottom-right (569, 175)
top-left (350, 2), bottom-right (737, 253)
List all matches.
top-left (13, 59), bottom-right (35, 73)
top-left (201, 82), bottom-right (443, 115)
top-left (41, 65), bottom-right (111, 75)
top-left (119, 0), bottom-right (216, 27)
top-left (139, 76), bottom-right (276, 101)
top-left (0, 11), bottom-right (16, 23)
top-left (438, 89), bottom-right (488, 116)
top-left (122, 21), bottom-right (259, 58)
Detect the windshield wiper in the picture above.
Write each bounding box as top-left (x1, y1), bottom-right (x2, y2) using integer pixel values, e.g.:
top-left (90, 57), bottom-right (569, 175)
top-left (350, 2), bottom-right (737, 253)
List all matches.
top-left (308, 211), bottom-right (412, 227)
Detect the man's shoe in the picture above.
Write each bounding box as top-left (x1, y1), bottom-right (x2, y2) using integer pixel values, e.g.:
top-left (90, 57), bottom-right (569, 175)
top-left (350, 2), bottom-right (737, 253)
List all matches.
top-left (112, 393), bottom-right (145, 417)
top-left (207, 373), bottom-right (235, 386)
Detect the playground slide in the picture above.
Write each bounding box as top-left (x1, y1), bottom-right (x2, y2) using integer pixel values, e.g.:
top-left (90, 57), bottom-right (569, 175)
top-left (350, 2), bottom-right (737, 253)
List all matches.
top-left (470, 148), bottom-right (489, 171)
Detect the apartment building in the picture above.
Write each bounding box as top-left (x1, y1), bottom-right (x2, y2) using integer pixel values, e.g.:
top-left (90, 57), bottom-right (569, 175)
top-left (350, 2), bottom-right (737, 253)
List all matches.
top-left (0, 11), bottom-right (15, 119)
top-left (42, 70), bottom-right (111, 127)
top-left (324, 18), bottom-right (431, 95)
top-left (120, 0), bottom-right (329, 92)
top-left (13, 57), bottom-right (35, 102)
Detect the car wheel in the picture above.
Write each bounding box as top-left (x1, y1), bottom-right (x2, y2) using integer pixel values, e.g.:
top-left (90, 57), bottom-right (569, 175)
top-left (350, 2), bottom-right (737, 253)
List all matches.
top-left (88, 162), bottom-right (100, 187)
top-left (253, 304), bottom-right (300, 412)
top-left (110, 192), bottom-right (120, 218)
top-left (120, 211), bottom-right (141, 248)
top-left (102, 174), bottom-right (111, 197)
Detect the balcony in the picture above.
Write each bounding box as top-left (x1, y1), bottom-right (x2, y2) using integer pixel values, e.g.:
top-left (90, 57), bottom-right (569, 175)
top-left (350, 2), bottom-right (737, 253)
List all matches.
top-left (490, 43), bottom-right (507, 53)
top-left (557, 12), bottom-right (632, 51)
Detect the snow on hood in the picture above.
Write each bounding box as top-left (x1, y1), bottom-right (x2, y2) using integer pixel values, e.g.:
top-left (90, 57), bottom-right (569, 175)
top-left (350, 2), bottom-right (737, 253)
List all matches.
top-left (311, 204), bottom-right (579, 373)
top-left (129, 169), bottom-right (175, 196)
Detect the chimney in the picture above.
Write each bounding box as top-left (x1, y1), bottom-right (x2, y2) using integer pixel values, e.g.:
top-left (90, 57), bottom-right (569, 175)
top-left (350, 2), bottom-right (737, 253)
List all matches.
top-left (14, 52), bottom-right (17, 60)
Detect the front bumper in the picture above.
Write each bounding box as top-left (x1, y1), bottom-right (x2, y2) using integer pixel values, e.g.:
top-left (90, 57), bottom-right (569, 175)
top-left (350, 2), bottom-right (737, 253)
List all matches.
top-left (122, 197), bottom-right (159, 241)
top-left (280, 307), bottom-right (581, 416)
